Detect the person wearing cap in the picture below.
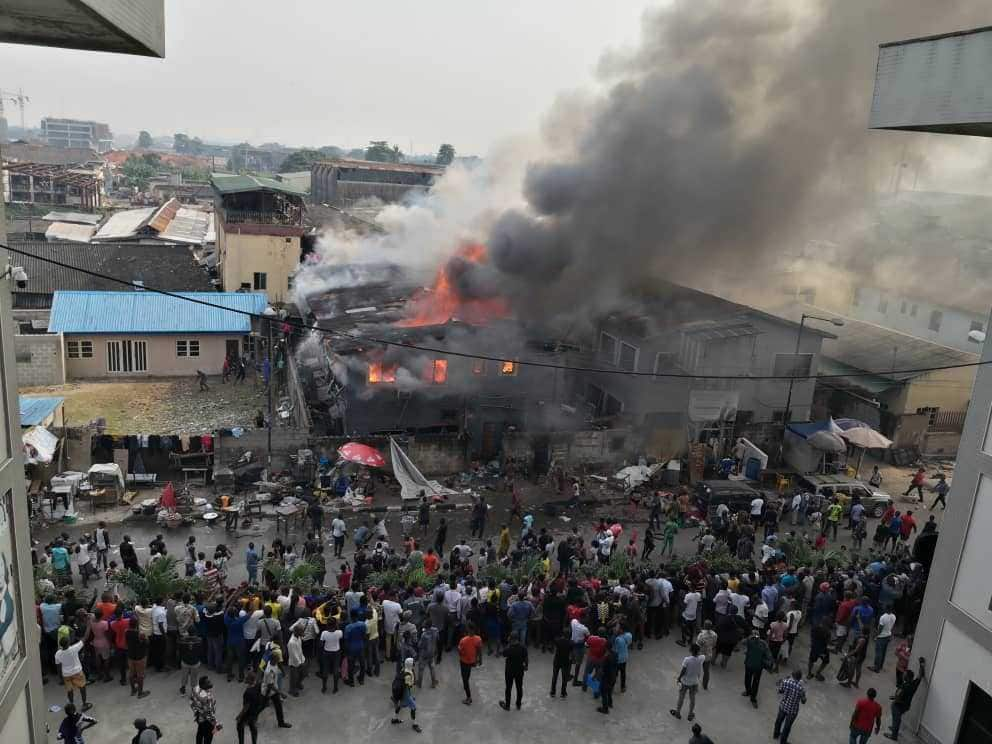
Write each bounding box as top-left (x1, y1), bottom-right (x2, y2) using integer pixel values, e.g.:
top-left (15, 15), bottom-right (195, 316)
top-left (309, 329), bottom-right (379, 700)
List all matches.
top-left (391, 657), bottom-right (422, 733)
top-left (190, 676), bottom-right (218, 744)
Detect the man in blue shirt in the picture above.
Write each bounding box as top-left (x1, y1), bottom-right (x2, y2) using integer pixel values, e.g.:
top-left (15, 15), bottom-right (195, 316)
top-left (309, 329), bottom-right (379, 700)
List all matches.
top-left (761, 579), bottom-right (779, 615)
top-left (224, 607), bottom-right (248, 682)
top-left (612, 627), bottom-right (633, 692)
top-left (344, 611), bottom-right (367, 685)
top-left (850, 597), bottom-right (875, 640)
top-left (245, 543), bottom-right (259, 585)
top-left (39, 595), bottom-right (63, 677)
top-left (507, 596), bottom-right (533, 645)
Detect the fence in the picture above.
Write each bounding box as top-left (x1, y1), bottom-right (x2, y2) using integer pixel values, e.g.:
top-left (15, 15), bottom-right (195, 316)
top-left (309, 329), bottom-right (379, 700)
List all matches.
top-left (929, 410), bottom-right (967, 433)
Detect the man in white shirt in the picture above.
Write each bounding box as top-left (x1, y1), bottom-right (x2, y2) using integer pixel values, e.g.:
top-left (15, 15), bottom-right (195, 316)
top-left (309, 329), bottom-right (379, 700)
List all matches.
top-left (331, 517), bottom-right (347, 558)
top-left (287, 626), bottom-right (306, 696)
top-left (94, 522), bottom-right (111, 571)
top-left (671, 643), bottom-right (706, 721)
top-left (382, 593), bottom-right (403, 661)
top-left (598, 533), bottom-right (614, 564)
top-left (790, 493), bottom-right (805, 525)
top-left (869, 611), bottom-right (897, 672)
top-left (679, 590), bottom-right (702, 645)
top-left (730, 590), bottom-right (750, 617)
top-left (750, 496), bottom-right (765, 527)
top-left (150, 600), bottom-right (168, 671)
top-left (785, 608), bottom-right (803, 656)
top-left (55, 637), bottom-right (91, 709)
top-left (714, 586), bottom-right (731, 616)
top-left (319, 623), bottom-right (343, 693)
top-left (570, 617), bottom-right (590, 685)
top-left (751, 600), bottom-right (769, 634)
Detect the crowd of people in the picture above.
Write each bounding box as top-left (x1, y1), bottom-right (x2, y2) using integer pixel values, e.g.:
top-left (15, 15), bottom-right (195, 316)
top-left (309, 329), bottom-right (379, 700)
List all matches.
top-left (34, 480), bottom-right (939, 744)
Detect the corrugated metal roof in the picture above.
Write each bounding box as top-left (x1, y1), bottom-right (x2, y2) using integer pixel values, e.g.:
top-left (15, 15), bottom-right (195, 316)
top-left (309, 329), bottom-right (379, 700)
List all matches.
top-left (48, 291), bottom-right (267, 334)
top-left (210, 173), bottom-right (307, 197)
top-left (41, 211), bottom-right (102, 225)
top-left (204, 212), bottom-right (216, 244)
top-left (160, 207), bottom-right (211, 245)
top-left (92, 207), bottom-right (155, 241)
top-left (18, 396), bottom-right (64, 426)
top-left (45, 222), bottom-right (96, 243)
top-left (817, 357), bottom-right (897, 395)
top-left (148, 198), bottom-right (180, 233)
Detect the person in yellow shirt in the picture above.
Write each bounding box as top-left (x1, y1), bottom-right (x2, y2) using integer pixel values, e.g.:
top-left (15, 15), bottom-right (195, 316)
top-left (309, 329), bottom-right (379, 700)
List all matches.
top-left (365, 603), bottom-right (381, 676)
top-left (498, 525), bottom-right (511, 558)
top-left (825, 500), bottom-right (844, 541)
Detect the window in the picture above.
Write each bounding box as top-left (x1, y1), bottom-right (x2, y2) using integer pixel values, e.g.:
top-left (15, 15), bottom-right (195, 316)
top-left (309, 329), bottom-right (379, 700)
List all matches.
top-left (367, 361), bottom-right (397, 384)
top-left (586, 384), bottom-right (605, 414)
top-left (597, 332), bottom-right (618, 364)
top-left (654, 352), bottom-right (677, 375)
top-left (499, 361), bottom-right (517, 376)
top-left (917, 406), bottom-right (939, 429)
top-left (851, 287), bottom-right (863, 306)
top-left (253, 272), bottom-right (267, 290)
top-left (910, 304), bottom-right (918, 317)
top-left (618, 342), bottom-right (638, 372)
top-left (176, 339), bottom-right (200, 357)
top-left (773, 353), bottom-right (813, 377)
top-left (472, 360), bottom-right (486, 375)
top-left (426, 359), bottom-right (448, 384)
top-left (66, 340), bottom-right (93, 359)
top-left (107, 340), bottom-right (147, 373)
top-left (877, 296), bottom-right (888, 313)
top-left (900, 301), bottom-right (907, 314)
top-left (243, 335), bottom-right (259, 357)
top-left (929, 310), bottom-right (943, 332)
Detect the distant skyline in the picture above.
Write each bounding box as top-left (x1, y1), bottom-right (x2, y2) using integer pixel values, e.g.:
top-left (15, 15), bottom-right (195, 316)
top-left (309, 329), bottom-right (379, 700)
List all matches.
top-left (0, 1), bottom-right (656, 155)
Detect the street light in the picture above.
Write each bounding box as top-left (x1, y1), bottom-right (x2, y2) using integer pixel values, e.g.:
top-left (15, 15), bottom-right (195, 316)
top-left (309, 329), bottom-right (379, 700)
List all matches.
top-left (782, 313), bottom-right (844, 431)
top-left (263, 306), bottom-right (277, 470)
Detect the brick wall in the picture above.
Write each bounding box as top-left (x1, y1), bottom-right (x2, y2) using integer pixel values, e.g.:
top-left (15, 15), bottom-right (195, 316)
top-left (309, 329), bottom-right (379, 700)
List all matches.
top-left (14, 333), bottom-right (65, 387)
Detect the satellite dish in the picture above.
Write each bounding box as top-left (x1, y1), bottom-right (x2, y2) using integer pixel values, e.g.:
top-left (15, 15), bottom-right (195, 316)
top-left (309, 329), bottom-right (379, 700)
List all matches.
top-left (968, 330), bottom-right (986, 344)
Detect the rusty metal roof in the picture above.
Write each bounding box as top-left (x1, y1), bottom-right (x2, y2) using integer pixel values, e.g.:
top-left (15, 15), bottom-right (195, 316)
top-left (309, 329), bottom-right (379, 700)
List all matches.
top-left (147, 197), bottom-right (180, 233)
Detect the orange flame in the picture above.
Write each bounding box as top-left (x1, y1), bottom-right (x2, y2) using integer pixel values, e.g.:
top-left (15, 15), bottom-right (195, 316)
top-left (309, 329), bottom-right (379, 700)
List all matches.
top-left (397, 243), bottom-right (510, 327)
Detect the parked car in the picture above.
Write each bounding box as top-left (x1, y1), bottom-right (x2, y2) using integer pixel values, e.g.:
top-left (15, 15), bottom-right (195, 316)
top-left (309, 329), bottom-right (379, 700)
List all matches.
top-left (796, 474), bottom-right (892, 517)
top-left (695, 480), bottom-right (764, 521)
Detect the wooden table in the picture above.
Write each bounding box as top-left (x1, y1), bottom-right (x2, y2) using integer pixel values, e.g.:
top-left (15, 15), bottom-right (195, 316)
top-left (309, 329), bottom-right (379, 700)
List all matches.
top-left (274, 504), bottom-right (305, 539)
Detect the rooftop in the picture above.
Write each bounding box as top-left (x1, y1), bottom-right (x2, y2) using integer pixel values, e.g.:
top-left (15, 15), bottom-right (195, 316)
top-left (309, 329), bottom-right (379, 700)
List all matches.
top-left (316, 158), bottom-right (446, 175)
top-left (44, 222), bottom-right (96, 243)
top-left (10, 241), bottom-right (214, 308)
top-left (210, 173), bottom-right (307, 197)
top-left (41, 211), bottom-right (102, 225)
top-left (48, 291), bottom-right (267, 334)
top-left (18, 396), bottom-right (64, 427)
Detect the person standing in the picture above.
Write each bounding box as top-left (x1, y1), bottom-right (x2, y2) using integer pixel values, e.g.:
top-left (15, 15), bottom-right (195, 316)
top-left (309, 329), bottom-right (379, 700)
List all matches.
top-left (287, 625), bottom-right (306, 696)
top-left (331, 516), bottom-right (347, 558)
top-left (743, 629), bottom-right (773, 707)
top-left (773, 670), bottom-right (807, 744)
top-left (133, 718), bottom-right (161, 744)
top-left (850, 687), bottom-right (883, 744)
top-left (245, 543), bottom-right (259, 585)
top-left (55, 635), bottom-right (92, 711)
top-left (670, 643), bottom-right (705, 721)
top-left (869, 609), bottom-right (897, 673)
top-left (344, 610), bottom-right (368, 686)
top-left (458, 624), bottom-right (483, 705)
top-left (499, 635), bottom-right (529, 711)
top-left (550, 630), bottom-right (572, 698)
top-left (94, 521), bottom-right (111, 573)
top-left (434, 517), bottom-right (448, 556)
top-left (260, 647), bottom-right (292, 729)
top-left (885, 658), bottom-right (926, 740)
top-left (235, 672), bottom-right (264, 744)
top-left (695, 621), bottom-right (718, 690)
top-left (190, 676), bottom-right (218, 744)
top-left (319, 617), bottom-right (343, 694)
top-left (178, 632), bottom-right (203, 696)
top-left (662, 517), bottom-right (679, 556)
top-left (125, 617), bottom-right (151, 698)
top-left (597, 648), bottom-right (619, 715)
top-left (416, 620), bottom-right (439, 688)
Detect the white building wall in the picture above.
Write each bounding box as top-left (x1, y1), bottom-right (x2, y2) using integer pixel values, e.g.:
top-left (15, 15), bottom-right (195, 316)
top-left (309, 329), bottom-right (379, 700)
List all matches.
top-left (920, 623), bottom-right (992, 744)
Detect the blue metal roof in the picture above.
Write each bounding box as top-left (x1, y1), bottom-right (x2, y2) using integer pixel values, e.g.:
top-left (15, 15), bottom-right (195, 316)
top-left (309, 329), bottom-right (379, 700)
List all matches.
top-left (19, 396), bottom-right (64, 427)
top-left (48, 291), bottom-right (268, 334)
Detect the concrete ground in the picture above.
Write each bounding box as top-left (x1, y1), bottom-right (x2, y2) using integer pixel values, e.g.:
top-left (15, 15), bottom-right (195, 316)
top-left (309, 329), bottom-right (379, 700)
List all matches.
top-left (38, 492), bottom-right (939, 744)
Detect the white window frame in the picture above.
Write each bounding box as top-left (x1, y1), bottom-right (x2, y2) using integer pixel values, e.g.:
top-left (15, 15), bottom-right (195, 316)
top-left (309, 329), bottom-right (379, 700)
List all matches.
top-left (176, 339), bottom-right (201, 358)
top-left (598, 332), bottom-right (619, 365)
top-left (67, 339), bottom-right (93, 359)
top-left (253, 272), bottom-right (267, 291)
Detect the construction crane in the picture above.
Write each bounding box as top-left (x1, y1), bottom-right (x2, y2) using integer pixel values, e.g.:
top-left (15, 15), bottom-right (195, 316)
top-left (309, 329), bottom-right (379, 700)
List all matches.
top-left (0, 88), bottom-right (30, 130)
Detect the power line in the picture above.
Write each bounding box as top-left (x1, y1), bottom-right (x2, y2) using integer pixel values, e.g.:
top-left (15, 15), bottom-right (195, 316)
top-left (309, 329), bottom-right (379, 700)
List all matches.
top-left (3, 241), bottom-right (988, 382)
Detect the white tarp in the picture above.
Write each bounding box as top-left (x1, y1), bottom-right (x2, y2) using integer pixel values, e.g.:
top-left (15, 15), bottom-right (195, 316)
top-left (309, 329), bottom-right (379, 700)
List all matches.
top-left (389, 437), bottom-right (459, 502)
top-left (614, 463), bottom-right (663, 488)
top-left (88, 463), bottom-right (125, 489)
top-left (22, 426), bottom-right (58, 464)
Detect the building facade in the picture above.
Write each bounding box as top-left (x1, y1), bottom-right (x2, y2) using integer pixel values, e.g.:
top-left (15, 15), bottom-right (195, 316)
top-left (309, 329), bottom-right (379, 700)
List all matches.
top-left (39, 117), bottom-right (113, 152)
top-left (212, 174), bottom-right (306, 304)
top-left (46, 291), bottom-right (266, 379)
top-left (311, 159), bottom-right (444, 207)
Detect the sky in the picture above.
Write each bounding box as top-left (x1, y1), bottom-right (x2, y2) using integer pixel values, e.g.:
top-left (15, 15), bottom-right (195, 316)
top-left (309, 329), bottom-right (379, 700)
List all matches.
top-left (0, 1), bottom-right (658, 155)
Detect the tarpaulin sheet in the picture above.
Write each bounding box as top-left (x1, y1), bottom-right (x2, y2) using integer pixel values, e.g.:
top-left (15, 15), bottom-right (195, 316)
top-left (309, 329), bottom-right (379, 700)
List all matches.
top-left (22, 426), bottom-right (58, 464)
top-left (390, 437), bottom-right (459, 502)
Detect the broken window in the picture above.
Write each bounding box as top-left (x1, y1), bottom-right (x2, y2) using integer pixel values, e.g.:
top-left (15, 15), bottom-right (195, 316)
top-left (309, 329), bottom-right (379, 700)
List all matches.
top-left (368, 361), bottom-right (397, 384)
top-left (472, 359), bottom-right (486, 375)
top-left (773, 353), bottom-right (812, 377)
top-left (598, 332), bottom-right (618, 364)
top-left (499, 361), bottom-right (517, 376)
top-left (618, 342), bottom-right (638, 372)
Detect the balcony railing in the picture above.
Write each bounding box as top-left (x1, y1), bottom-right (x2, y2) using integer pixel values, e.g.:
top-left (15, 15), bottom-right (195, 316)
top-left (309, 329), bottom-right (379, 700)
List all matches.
top-left (222, 209), bottom-right (303, 226)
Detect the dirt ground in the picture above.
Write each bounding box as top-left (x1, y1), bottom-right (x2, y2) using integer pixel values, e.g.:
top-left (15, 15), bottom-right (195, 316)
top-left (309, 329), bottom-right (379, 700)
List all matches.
top-left (21, 375), bottom-right (268, 433)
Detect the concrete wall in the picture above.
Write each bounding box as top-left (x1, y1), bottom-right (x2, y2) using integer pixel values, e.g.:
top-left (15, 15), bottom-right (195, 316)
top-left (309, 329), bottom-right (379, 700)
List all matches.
top-left (503, 428), bottom-right (641, 470)
top-left (215, 428), bottom-right (310, 471)
top-left (13, 334), bottom-right (65, 387)
top-left (64, 333), bottom-right (240, 378)
top-left (218, 220), bottom-right (300, 304)
top-left (883, 366), bottom-right (975, 416)
top-left (922, 430), bottom-right (961, 456)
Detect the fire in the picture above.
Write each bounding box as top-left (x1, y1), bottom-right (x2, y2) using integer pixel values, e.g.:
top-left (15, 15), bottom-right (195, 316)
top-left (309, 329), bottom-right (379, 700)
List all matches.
top-left (368, 361), bottom-right (397, 384)
top-left (397, 243), bottom-right (510, 327)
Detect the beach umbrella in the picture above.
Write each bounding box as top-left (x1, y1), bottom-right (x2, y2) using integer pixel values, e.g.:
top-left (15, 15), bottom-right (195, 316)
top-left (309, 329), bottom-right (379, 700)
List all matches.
top-left (337, 442), bottom-right (387, 468)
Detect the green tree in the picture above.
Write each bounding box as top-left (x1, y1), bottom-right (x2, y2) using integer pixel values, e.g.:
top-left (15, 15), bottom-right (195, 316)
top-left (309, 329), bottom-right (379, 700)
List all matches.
top-left (278, 148), bottom-right (324, 173)
top-left (435, 143), bottom-right (455, 166)
top-left (319, 145), bottom-right (344, 159)
top-left (174, 133), bottom-right (190, 153)
top-left (121, 154), bottom-right (157, 190)
top-left (137, 130), bottom-right (153, 149)
top-left (365, 140), bottom-right (403, 163)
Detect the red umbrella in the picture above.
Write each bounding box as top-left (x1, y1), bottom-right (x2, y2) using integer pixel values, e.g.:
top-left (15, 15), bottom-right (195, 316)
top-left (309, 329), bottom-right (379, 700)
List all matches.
top-left (337, 442), bottom-right (387, 468)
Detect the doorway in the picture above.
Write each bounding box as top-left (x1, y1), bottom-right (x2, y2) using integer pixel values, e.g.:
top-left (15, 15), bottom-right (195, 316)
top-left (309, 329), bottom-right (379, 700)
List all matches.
top-left (957, 682), bottom-right (992, 743)
top-left (107, 339), bottom-right (147, 374)
top-left (226, 339), bottom-right (240, 361)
